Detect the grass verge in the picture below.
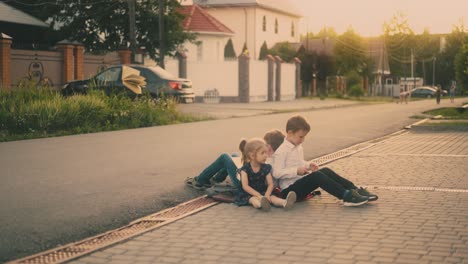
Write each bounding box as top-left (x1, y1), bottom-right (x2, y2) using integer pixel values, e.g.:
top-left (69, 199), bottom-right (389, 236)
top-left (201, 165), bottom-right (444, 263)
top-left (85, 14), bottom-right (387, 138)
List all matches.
top-left (0, 87), bottom-right (205, 142)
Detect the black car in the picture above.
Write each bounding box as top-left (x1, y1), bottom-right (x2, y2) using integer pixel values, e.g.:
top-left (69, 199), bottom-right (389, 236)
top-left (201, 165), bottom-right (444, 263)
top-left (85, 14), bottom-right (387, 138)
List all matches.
top-left (61, 65), bottom-right (195, 103)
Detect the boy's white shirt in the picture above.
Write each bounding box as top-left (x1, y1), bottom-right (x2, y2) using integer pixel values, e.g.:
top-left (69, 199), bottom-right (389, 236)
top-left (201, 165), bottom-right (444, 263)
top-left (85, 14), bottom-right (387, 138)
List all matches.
top-left (272, 139), bottom-right (308, 190)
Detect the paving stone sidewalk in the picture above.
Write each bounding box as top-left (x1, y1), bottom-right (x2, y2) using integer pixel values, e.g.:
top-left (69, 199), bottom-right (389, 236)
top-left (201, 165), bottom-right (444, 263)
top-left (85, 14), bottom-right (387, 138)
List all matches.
top-left (71, 131), bottom-right (468, 264)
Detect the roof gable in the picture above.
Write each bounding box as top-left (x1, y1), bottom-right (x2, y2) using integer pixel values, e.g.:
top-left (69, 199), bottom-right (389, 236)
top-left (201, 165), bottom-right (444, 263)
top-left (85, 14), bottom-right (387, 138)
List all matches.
top-left (178, 4), bottom-right (234, 35)
top-left (0, 2), bottom-right (48, 27)
top-left (194, 0), bottom-right (302, 18)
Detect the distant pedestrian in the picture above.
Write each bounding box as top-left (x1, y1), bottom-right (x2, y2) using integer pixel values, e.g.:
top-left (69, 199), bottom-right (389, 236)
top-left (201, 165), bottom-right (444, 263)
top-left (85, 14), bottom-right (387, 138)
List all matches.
top-left (399, 88), bottom-right (408, 104)
top-left (450, 83), bottom-right (456, 103)
top-left (235, 138), bottom-right (296, 211)
top-left (435, 85), bottom-right (442, 104)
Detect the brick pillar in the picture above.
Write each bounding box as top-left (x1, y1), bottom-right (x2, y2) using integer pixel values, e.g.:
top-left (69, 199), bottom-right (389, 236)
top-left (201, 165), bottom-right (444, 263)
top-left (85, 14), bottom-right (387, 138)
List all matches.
top-left (74, 44), bottom-right (84, 80)
top-left (238, 53), bottom-right (250, 103)
top-left (267, 55), bottom-right (275, 101)
top-left (293, 57), bottom-right (302, 98)
top-left (57, 42), bottom-right (74, 84)
top-left (118, 49), bottom-right (132, 65)
top-left (176, 51), bottom-right (187, 78)
top-left (0, 33), bottom-right (12, 90)
top-left (274, 56), bottom-right (282, 101)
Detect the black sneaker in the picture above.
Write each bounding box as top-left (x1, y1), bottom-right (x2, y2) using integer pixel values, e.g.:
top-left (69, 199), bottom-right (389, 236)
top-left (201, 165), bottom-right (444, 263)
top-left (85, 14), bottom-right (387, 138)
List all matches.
top-left (185, 177), bottom-right (211, 190)
top-left (357, 187), bottom-right (378, 202)
top-left (343, 189), bottom-right (369, 207)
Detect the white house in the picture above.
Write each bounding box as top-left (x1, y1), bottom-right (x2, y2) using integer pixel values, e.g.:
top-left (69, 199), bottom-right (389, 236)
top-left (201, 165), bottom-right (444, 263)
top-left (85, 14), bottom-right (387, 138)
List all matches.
top-left (177, 4), bottom-right (235, 62)
top-left (191, 0), bottom-right (302, 60)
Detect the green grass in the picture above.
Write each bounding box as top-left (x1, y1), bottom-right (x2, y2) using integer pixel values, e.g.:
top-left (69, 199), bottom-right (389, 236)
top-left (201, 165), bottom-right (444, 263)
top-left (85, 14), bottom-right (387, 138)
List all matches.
top-left (0, 87), bottom-right (205, 142)
top-left (423, 107), bottom-right (468, 119)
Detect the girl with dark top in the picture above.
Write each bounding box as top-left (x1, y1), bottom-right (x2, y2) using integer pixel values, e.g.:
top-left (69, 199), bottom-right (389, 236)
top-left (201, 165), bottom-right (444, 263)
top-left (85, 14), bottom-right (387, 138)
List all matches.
top-left (235, 138), bottom-right (296, 211)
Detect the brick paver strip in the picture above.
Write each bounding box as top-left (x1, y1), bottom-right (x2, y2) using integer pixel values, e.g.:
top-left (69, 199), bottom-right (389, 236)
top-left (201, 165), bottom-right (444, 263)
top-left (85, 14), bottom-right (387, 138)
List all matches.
top-left (68, 131), bottom-right (468, 264)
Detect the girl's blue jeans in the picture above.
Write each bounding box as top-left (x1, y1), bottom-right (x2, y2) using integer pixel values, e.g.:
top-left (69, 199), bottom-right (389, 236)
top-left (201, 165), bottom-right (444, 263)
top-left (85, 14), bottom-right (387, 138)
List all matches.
top-left (196, 153), bottom-right (240, 187)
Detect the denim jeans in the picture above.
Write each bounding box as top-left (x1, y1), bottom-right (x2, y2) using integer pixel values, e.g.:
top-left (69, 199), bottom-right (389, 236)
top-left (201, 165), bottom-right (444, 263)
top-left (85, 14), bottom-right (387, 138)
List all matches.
top-left (196, 153), bottom-right (240, 187)
top-left (281, 167), bottom-right (357, 200)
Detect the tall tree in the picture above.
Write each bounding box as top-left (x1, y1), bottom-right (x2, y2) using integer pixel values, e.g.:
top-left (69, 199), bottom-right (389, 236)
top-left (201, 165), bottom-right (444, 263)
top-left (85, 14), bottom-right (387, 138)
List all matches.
top-left (333, 27), bottom-right (367, 75)
top-left (437, 20), bottom-right (467, 88)
top-left (383, 12), bottom-right (416, 77)
top-left (2, 0), bottom-right (195, 61)
top-left (454, 44), bottom-right (468, 93)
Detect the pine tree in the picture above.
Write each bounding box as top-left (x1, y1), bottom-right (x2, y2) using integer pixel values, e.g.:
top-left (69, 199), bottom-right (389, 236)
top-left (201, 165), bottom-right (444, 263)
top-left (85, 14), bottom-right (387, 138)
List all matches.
top-left (224, 38), bottom-right (236, 58)
top-left (259, 41), bottom-right (269, 60)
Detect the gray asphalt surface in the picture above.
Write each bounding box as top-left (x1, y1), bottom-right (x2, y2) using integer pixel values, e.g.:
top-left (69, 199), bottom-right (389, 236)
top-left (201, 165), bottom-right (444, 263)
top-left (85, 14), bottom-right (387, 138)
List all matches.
top-left (0, 97), bottom-right (464, 262)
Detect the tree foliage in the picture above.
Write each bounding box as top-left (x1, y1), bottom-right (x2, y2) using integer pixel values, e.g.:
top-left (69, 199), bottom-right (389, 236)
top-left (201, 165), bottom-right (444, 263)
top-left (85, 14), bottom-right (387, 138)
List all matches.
top-left (258, 41), bottom-right (269, 60)
top-left (383, 13), bottom-right (416, 77)
top-left (268, 42), bottom-right (297, 62)
top-left (333, 27), bottom-right (367, 75)
top-left (2, 0), bottom-right (195, 60)
top-left (454, 44), bottom-right (468, 93)
top-left (224, 38), bottom-right (236, 58)
top-left (437, 21), bottom-right (468, 88)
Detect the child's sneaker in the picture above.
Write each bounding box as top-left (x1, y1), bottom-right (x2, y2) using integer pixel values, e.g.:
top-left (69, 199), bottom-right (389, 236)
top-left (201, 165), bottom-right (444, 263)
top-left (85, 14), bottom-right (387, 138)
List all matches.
top-left (357, 187), bottom-right (378, 201)
top-left (185, 177), bottom-right (211, 190)
top-left (283, 191), bottom-right (296, 210)
top-left (343, 189), bottom-right (368, 207)
top-left (260, 196), bottom-right (271, 212)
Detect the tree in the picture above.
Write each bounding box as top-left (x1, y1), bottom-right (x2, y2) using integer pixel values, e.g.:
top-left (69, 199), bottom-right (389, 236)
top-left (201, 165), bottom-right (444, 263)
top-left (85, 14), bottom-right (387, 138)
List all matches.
top-left (258, 41), bottom-right (269, 60)
top-left (2, 0), bottom-right (195, 61)
top-left (224, 38), bottom-right (236, 59)
top-left (268, 42), bottom-right (297, 62)
top-left (383, 12), bottom-right (416, 78)
top-left (333, 27), bottom-right (367, 75)
top-left (454, 44), bottom-right (468, 93)
top-left (437, 21), bottom-right (467, 88)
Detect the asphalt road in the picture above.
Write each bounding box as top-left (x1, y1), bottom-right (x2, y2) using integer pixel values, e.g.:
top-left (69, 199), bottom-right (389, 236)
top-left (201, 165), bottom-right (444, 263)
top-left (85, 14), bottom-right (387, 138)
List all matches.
top-left (0, 98), bottom-right (462, 262)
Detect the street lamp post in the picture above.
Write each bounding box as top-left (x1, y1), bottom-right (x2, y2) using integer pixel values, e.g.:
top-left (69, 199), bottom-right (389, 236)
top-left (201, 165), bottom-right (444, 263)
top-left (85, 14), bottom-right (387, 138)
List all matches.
top-left (432, 56), bottom-right (436, 86)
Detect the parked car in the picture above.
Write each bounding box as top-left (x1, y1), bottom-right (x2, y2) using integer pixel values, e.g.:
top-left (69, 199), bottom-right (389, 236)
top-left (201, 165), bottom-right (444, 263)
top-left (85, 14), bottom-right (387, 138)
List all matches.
top-left (410, 86), bottom-right (447, 98)
top-left (61, 65), bottom-right (195, 103)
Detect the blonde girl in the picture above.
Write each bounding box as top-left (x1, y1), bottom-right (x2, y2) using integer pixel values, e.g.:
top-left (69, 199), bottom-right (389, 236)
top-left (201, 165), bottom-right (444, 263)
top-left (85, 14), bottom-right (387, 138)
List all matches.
top-left (235, 138), bottom-right (296, 211)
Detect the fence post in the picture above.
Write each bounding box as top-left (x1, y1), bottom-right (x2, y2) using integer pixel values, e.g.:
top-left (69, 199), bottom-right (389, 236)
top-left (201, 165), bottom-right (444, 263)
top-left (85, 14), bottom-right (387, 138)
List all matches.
top-left (118, 49), bottom-right (132, 65)
top-left (267, 55), bottom-right (275, 101)
top-left (176, 51), bottom-right (187, 78)
top-left (294, 57), bottom-right (302, 98)
top-left (274, 56), bottom-right (282, 101)
top-left (74, 43), bottom-right (84, 80)
top-left (238, 53), bottom-right (250, 103)
top-left (0, 33), bottom-right (12, 90)
top-left (57, 40), bottom-right (75, 84)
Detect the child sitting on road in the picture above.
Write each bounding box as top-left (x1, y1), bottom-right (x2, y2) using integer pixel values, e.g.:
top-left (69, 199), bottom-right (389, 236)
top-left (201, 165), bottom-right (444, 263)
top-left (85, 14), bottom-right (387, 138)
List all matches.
top-left (235, 138), bottom-right (296, 211)
top-left (272, 115), bottom-right (378, 207)
top-left (185, 130), bottom-right (285, 190)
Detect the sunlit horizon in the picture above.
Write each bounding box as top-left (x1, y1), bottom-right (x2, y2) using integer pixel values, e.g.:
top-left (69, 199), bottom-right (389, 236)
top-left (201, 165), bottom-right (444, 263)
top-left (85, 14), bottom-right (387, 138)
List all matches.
top-left (291, 0), bottom-right (467, 37)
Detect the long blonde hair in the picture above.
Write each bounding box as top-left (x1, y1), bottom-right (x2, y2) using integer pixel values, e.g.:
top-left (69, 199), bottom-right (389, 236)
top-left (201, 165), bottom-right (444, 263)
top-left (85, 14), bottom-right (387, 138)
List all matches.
top-left (239, 138), bottom-right (266, 165)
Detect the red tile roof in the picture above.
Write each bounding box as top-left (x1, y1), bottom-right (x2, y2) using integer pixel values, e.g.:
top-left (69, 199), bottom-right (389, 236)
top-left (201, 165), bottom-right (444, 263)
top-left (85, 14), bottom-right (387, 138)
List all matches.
top-left (177, 5), bottom-right (234, 35)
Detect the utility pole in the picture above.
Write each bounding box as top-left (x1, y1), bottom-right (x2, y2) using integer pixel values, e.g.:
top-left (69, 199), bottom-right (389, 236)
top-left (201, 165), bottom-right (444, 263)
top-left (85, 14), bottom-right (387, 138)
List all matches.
top-left (127, 0), bottom-right (137, 63)
top-left (159, 0), bottom-right (165, 68)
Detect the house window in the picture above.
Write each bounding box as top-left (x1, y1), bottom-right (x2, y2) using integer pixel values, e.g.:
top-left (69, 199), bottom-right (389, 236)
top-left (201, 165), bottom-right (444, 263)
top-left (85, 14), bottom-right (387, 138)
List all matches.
top-left (262, 16), bottom-right (266, 32)
top-left (197, 41), bottom-right (203, 61)
top-left (291, 22), bottom-right (295, 37)
top-left (275, 19), bottom-right (278, 34)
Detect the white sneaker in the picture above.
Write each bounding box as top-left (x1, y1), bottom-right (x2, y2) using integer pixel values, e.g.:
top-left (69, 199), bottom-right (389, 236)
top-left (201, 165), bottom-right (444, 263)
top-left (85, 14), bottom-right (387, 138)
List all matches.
top-left (283, 191), bottom-right (297, 210)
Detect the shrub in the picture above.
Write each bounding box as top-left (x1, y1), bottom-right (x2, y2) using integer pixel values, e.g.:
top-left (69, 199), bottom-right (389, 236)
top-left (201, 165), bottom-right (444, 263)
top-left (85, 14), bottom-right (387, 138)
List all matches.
top-left (348, 84), bottom-right (364, 97)
top-left (0, 86), bottom-right (192, 141)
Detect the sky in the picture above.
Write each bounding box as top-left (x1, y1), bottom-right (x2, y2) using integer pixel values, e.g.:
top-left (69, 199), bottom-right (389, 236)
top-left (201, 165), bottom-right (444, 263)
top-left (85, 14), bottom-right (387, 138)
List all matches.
top-left (289, 0), bottom-right (467, 36)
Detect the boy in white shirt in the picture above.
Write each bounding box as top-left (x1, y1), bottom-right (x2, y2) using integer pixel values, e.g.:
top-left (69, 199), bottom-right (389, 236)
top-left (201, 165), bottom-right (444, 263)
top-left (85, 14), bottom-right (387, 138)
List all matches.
top-left (272, 115), bottom-right (377, 207)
